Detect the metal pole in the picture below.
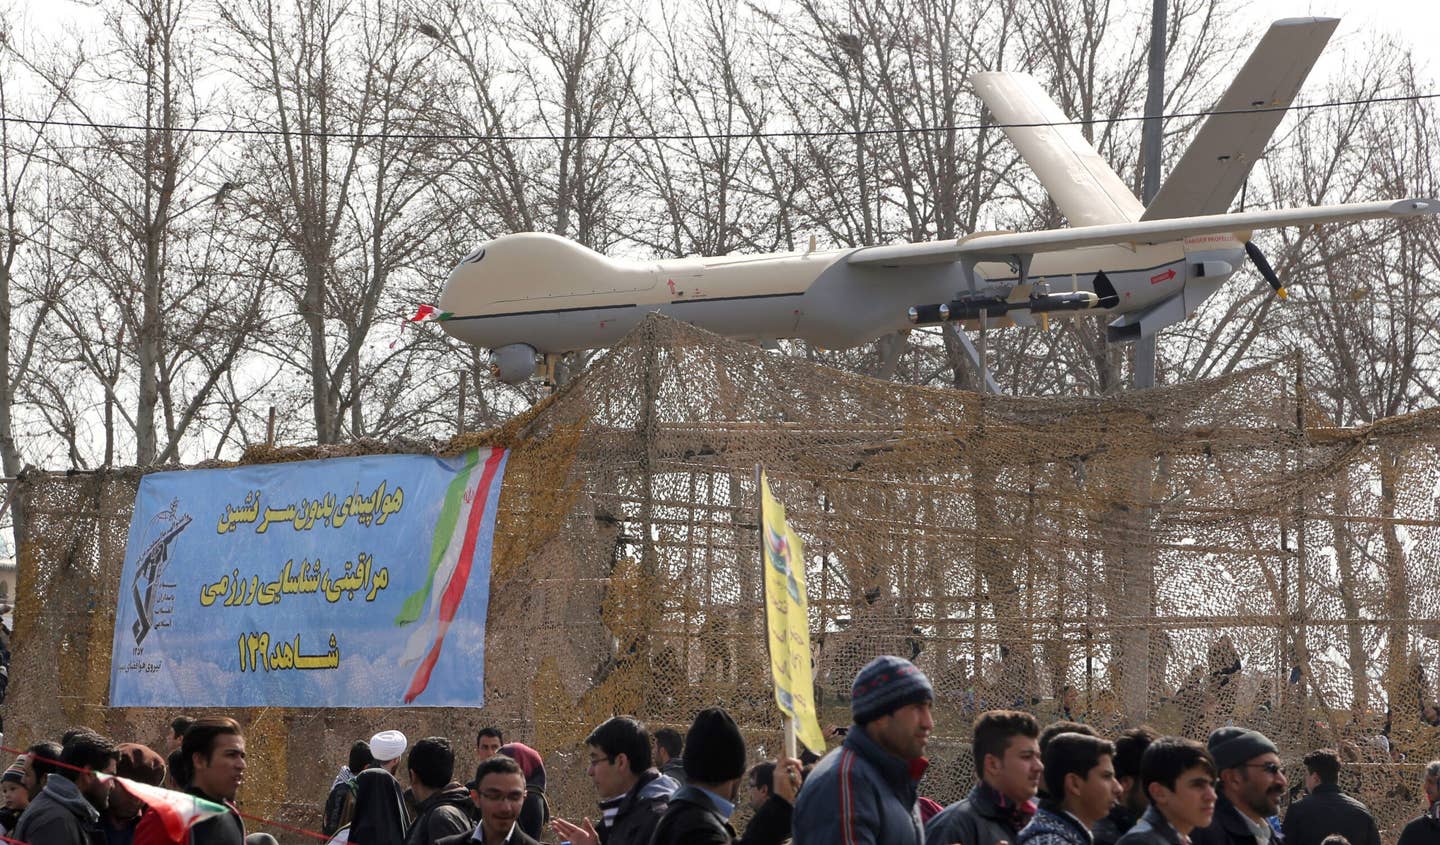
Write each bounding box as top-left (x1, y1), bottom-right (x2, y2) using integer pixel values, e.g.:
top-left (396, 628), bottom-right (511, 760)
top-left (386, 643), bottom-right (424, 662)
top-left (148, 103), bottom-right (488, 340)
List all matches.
top-left (1111, 0), bottom-right (1168, 720)
top-left (1133, 0), bottom-right (1166, 391)
top-left (458, 372), bottom-right (468, 433)
top-left (1141, 0), bottom-right (1166, 208)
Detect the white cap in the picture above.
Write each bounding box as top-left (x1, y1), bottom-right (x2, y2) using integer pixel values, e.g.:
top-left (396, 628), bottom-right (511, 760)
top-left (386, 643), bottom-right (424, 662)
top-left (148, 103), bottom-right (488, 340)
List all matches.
top-left (369, 730), bottom-right (408, 762)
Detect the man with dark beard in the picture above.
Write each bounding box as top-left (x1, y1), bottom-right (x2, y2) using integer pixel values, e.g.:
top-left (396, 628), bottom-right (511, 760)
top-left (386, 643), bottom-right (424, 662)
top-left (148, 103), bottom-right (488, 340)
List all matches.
top-left (1191, 729), bottom-right (1288, 845)
top-left (16, 731), bottom-right (118, 845)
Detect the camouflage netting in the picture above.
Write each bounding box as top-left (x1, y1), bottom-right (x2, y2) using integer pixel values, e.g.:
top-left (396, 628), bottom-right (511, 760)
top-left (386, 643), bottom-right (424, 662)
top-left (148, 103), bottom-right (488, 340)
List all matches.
top-left (6, 314), bottom-right (1440, 842)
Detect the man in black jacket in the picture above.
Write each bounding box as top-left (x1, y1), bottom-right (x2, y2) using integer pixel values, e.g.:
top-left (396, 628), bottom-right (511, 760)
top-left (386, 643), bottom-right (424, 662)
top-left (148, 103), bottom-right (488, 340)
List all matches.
top-left (649, 708), bottom-right (798, 845)
top-left (1281, 749), bottom-right (1379, 845)
top-left (438, 757), bottom-right (540, 845)
top-left (741, 762), bottom-right (795, 845)
top-left (183, 717), bottom-right (248, 845)
top-left (552, 716), bottom-right (678, 845)
top-left (1397, 760), bottom-right (1440, 845)
top-left (650, 708), bottom-right (748, 845)
top-left (405, 737), bottom-right (474, 845)
top-left (1191, 728), bottom-right (1287, 845)
top-left (926, 710), bottom-right (1044, 845)
top-left (15, 730), bottom-right (118, 845)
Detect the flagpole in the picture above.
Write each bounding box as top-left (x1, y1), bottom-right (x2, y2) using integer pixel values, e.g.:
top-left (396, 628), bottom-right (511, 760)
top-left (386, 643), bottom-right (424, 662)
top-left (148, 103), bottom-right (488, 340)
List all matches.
top-left (758, 462), bottom-right (799, 760)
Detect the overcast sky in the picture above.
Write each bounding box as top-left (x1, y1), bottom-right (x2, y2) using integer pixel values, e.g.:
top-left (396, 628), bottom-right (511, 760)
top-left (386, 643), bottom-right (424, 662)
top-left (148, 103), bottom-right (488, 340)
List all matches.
top-left (9, 0), bottom-right (1439, 82)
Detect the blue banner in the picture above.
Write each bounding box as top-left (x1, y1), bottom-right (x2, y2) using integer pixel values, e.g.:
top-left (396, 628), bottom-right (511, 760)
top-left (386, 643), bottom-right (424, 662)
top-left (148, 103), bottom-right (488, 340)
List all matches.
top-left (109, 449), bottom-right (509, 707)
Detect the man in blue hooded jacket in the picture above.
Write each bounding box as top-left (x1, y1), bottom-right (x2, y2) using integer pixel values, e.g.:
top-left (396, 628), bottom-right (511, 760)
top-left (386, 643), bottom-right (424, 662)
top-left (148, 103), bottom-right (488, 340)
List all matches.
top-left (792, 655), bottom-right (934, 845)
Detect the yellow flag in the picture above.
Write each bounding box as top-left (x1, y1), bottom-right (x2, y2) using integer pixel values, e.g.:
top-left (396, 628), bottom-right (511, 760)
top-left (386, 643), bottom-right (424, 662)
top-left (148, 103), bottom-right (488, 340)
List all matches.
top-left (760, 470), bottom-right (827, 755)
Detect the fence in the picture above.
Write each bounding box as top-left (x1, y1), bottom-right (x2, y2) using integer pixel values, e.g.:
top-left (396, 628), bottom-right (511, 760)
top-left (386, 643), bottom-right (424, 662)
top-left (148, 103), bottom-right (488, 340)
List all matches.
top-left (7, 315), bottom-right (1440, 841)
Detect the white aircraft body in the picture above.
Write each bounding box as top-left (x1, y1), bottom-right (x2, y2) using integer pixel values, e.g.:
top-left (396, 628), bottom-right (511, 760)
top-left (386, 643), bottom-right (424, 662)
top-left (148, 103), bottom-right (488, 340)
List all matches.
top-left (437, 18), bottom-right (1439, 383)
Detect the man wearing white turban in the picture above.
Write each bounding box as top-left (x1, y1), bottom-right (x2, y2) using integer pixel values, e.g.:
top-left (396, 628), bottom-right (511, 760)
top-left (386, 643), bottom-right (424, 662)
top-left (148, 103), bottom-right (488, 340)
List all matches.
top-left (370, 731), bottom-right (409, 775)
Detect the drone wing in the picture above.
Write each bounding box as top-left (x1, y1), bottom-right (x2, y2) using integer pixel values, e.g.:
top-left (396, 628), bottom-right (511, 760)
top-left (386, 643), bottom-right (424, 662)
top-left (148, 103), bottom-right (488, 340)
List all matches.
top-left (846, 199), bottom-right (1438, 267)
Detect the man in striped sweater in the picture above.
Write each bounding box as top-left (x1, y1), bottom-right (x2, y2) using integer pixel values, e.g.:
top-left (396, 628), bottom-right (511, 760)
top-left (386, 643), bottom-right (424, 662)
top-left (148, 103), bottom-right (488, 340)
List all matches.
top-left (791, 655), bottom-right (934, 845)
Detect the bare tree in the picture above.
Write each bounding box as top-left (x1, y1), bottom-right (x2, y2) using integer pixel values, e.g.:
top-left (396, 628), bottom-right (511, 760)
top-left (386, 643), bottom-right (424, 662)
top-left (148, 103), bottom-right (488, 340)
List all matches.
top-left (0, 13), bottom-right (78, 547)
top-left (17, 0), bottom-right (271, 466)
top-left (219, 0), bottom-right (451, 441)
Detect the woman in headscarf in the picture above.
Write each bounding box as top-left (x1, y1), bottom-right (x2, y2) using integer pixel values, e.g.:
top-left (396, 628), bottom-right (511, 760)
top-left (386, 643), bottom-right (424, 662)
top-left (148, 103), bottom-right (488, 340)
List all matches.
top-left (495, 743), bottom-right (547, 840)
top-left (346, 767), bottom-right (410, 845)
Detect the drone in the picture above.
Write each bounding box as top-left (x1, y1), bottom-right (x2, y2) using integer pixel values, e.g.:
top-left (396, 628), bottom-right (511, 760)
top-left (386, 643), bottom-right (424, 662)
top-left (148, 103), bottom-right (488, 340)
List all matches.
top-left (433, 17), bottom-right (1437, 384)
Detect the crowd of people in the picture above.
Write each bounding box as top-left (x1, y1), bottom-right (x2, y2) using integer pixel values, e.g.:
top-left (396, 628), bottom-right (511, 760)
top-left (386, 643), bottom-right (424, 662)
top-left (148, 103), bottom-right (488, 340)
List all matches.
top-left (0, 717), bottom-right (252, 845)
top-left (0, 655), bottom-right (1438, 845)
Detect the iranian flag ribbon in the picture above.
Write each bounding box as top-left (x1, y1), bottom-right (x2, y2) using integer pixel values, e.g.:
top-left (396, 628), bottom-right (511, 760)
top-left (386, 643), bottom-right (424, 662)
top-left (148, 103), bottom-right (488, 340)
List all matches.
top-left (397, 447), bottom-right (508, 703)
top-left (407, 304), bottom-right (454, 323)
top-left (106, 776), bottom-right (229, 841)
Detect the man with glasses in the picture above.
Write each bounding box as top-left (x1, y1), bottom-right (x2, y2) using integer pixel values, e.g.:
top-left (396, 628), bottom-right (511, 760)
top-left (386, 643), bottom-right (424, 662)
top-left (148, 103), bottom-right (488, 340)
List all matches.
top-left (1192, 728), bottom-right (1288, 845)
top-left (440, 756), bottom-right (539, 845)
top-left (551, 716), bottom-right (678, 845)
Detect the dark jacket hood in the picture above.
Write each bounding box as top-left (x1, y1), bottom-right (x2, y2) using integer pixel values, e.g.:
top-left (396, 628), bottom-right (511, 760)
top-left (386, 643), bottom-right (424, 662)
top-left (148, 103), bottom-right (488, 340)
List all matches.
top-left (420, 782), bottom-right (472, 812)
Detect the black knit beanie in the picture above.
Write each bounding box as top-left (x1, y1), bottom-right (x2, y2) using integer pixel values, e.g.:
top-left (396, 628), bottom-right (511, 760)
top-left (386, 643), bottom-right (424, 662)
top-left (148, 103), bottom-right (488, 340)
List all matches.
top-left (683, 708), bottom-right (748, 784)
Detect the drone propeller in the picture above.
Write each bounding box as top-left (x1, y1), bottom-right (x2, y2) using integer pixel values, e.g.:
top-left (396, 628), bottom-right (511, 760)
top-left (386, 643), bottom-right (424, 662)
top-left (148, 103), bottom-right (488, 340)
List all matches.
top-left (1244, 240), bottom-right (1287, 301)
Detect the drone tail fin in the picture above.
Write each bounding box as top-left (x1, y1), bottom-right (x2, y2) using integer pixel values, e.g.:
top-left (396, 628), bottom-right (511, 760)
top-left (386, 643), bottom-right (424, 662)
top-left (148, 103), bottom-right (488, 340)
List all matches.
top-left (1142, 17), bottom-right (1339, 221)
top-left (971, 71), bottom-right (1144, 227)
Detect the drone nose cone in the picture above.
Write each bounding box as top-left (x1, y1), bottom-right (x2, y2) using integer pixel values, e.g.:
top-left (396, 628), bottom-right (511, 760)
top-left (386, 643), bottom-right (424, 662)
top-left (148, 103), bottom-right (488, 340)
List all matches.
top-left (441, 232), bottom-right (618, 313)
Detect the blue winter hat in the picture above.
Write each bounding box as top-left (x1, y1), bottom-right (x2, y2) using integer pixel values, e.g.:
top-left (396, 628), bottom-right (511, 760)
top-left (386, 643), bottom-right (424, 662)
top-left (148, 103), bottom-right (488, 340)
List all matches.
top-left (851, 656), bottom-right (934, 725)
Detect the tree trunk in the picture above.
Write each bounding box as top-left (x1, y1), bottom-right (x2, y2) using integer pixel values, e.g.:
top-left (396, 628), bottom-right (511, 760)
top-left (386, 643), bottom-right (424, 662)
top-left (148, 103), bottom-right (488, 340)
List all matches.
top-left (1331, 468), bottom-right (1369, 712)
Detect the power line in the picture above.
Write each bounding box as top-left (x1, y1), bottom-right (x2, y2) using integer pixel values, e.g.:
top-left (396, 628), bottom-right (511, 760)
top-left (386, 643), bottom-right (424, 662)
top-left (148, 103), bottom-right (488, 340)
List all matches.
top-left (0, 91), bottom-right (1435, 144)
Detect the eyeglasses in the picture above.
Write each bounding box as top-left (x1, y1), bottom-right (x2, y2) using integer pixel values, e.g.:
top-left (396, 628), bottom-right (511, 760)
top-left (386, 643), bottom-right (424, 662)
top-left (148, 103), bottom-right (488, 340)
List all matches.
top-left (1244, 762), bottom-right (1283, 775)
top-left (479, 790), bottom-right (526, 802)
top-left (587, 755), bottom-right (614, 769)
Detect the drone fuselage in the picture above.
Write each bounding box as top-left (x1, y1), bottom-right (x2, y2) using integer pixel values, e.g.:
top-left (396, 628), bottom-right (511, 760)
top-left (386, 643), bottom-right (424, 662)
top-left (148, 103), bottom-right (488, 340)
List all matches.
top-left (438, 231), bottom-right (1245, 355)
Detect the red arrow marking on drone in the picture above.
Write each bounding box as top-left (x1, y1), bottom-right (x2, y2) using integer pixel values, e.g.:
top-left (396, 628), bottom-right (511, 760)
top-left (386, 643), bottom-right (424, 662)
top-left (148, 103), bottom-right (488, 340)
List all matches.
top-left (1150, 268), bottom-right (1177, 284)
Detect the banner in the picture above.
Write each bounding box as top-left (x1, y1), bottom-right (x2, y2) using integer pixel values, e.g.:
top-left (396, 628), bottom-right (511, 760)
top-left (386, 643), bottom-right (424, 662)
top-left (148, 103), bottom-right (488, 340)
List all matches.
top-left (110, 448), bottom-right (509, 707)
top-left (759, 470), bottom-right (827, 754)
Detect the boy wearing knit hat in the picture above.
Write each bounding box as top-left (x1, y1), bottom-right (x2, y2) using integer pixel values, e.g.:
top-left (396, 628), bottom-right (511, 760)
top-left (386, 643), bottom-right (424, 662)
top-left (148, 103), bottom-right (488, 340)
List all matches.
top-left (649, 708), bottom-right (780, 845)
top-left (0, 755), bottom-right (28, 834)
top-left (1191, 728), bottom-right (1287, 845)
top-left (792, 655), bottom-right (935, 845)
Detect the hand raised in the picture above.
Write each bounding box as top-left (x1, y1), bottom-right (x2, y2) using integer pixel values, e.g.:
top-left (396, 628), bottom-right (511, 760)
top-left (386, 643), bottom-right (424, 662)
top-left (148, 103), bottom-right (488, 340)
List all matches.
top-left (551, 817), bottom-right (600, 845)
top-left (773, 756), bottom-right (803, 804)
